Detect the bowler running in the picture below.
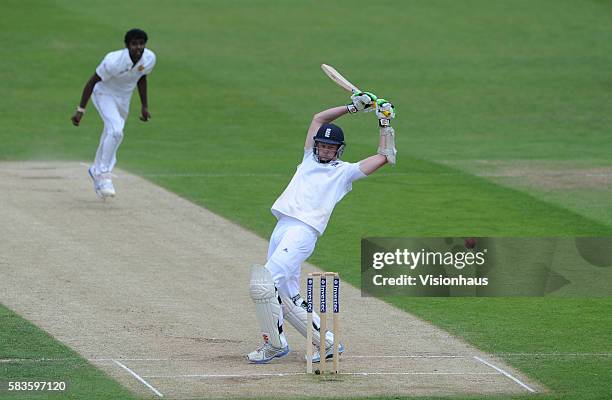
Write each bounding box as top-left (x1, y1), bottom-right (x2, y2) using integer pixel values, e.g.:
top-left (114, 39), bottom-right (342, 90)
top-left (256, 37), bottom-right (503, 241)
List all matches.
top-left (71, 28), bottom-right (156, 198)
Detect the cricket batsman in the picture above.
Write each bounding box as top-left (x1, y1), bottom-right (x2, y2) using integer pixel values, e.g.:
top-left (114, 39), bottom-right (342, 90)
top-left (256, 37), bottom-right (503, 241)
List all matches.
top-left (71, 28), bottom-right (156, 198)
top-left (247, 92), bottom-right (396, 363)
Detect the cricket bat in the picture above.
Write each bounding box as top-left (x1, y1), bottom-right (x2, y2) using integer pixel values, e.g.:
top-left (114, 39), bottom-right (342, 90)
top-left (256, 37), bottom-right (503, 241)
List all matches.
top-left (321, 64), bottom-right (361, 94)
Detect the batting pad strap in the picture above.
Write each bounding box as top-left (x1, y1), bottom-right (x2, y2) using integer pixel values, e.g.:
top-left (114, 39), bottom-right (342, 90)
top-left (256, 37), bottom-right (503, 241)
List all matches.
top-left (377, 126), bottom-right (397, 165)
top-left (249, 264), bottom-right (276, 300)
top-left (281, 294), bottom-right (333, 348)
top-left (249, 265), bottom-right (285, 348)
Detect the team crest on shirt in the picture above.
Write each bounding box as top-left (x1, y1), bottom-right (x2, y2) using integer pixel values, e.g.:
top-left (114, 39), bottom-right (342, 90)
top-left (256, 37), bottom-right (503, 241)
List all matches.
top-left (138, 65), bottom-right (145, 72)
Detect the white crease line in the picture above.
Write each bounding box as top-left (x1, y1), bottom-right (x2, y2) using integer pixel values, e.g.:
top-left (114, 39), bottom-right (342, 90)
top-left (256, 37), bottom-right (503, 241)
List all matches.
top-left (112, 355), bottom-right (467, 361)
top-left (141, 372), bottom-right (501, 379)
top-left (113, 359), bottom-right (164, 398)
top-left (94, 358), bottom-right (167, 362)
top-left (0, 358), bottom-right (62, 362)
top-left (473, 356), bottom-right (535, 393)
top-left (142, 173), bottom-right (286, 178)
top-left (138, 172), bottom-right (456, 178)
top-left (2, 353), bottom-right (609, 363)
top-left (345, 372), bottom-right (500, 376)
top-left (497, 353), bottom-right (612, 356)
top-left (147, 372), bottom-right (304, 378)
top-left (345, 355), bottom-right (466, 358)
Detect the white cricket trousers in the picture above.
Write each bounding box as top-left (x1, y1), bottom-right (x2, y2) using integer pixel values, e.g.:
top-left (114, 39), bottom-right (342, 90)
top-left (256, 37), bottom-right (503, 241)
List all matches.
top-left (91, 91), bottom-right (129, 175)
top-left (265, 216), bottom-right (318, 299)
top-left (264, 216), bottom-right (335, 348)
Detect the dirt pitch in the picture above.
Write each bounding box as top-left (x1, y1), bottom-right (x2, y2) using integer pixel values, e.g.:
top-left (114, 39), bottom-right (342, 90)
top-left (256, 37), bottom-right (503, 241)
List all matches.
top-left (0, 162), bottom-right (542, 398)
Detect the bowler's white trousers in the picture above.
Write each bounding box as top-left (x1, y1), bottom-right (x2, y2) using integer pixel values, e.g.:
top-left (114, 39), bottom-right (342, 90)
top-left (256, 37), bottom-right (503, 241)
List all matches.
top-left (91, 90), bottom-right (130, 175)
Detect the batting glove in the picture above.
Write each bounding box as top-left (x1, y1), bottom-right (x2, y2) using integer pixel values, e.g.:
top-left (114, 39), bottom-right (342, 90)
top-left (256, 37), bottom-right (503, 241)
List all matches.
top-left (375, 99), bottom-right (395, 126)
top-left (347, 91), bottom-right (377, 113)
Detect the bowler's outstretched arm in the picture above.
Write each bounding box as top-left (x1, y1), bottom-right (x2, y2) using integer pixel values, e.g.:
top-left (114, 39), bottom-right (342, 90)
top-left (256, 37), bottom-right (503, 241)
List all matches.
top-left (71, 73), bottom-right (102, 126)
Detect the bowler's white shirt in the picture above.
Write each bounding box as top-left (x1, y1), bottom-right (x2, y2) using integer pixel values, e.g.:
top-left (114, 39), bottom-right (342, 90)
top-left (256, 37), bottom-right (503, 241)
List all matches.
top-left (94, 48), bottom-right (156, 99)
top-left (271, 149), bottom-right (366, 235)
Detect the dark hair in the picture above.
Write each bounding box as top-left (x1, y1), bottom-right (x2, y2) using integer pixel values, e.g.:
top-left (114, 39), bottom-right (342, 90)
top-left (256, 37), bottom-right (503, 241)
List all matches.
top-left (124, 28), bottom-right (148, 45)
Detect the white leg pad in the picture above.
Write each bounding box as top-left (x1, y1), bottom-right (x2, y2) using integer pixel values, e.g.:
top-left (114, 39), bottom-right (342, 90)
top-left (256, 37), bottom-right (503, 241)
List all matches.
top-left (250, 265), bottom-right (286, 349)
top-left (281, 294), bottom-right (333, 348)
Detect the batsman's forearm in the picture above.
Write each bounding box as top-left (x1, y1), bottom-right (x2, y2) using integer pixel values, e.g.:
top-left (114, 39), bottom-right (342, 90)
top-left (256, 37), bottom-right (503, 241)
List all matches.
top-left (358, 154), bottom-right (387, 176)
top-left (313, 106), bottom-right (348, 124)
top-left (137, 76), bottom-right (148, 107)
top-left (376, 125), bottom-right (397, 165)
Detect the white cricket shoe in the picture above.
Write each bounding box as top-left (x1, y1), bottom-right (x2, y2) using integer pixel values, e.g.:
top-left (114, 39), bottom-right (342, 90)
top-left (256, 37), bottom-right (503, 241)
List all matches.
top-left (307, 343), bottom-right (345, 363)
top-left (246, 342), bottom-right (290, 364)
top-left (98, 174), bottom-right (116, 197)
top-left (88, 166), bottom-right (102, 197)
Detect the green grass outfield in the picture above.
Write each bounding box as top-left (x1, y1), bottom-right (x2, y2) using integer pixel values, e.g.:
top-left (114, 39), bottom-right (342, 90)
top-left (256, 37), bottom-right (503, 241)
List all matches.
top-left (0, 305), bottom-right (137, 400)
top-left (1, 1), bottom-right (611, 399)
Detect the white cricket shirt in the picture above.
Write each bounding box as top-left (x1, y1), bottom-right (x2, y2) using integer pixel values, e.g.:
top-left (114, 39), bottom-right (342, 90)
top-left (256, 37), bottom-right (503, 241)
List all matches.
top-left (93, 48), bottom-right (156, 99)
top-left (271, 149), bottom-right (367, 235)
